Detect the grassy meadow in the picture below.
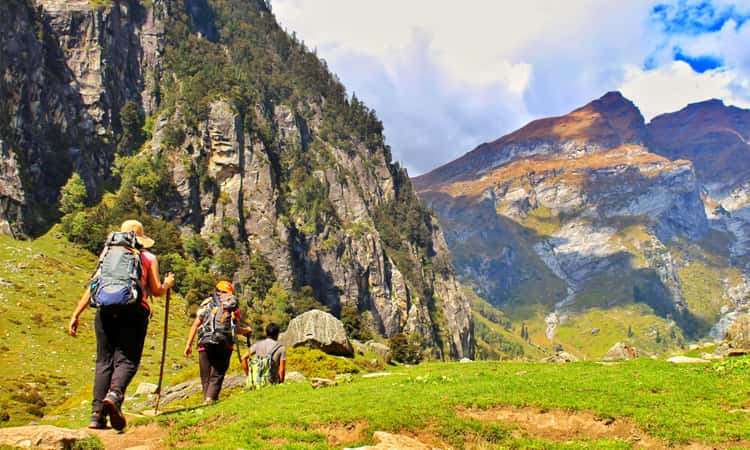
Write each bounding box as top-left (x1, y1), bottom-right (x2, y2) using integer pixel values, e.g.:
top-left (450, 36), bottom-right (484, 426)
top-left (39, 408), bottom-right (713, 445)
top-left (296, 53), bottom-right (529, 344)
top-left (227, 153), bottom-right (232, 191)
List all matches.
top-left (124, 357), bottom-right (750, 449)
top-left (2, 228), bottom-right (750, 450)
top-left (0, 228), bottom-right (194, 426)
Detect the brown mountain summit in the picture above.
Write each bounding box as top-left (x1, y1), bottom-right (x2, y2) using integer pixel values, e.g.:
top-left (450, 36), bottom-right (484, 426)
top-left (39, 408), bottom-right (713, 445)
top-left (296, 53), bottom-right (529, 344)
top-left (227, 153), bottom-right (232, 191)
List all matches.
top-left (414, 91), bottom-right (646, 191)
top-left (647, 99), bottom-right (750, 193)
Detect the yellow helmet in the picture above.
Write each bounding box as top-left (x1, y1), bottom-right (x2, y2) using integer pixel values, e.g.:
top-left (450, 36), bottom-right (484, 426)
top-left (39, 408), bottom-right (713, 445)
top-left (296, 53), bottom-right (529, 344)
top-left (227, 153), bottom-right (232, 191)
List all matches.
top-left (215, 280), bottom-right (234, 294)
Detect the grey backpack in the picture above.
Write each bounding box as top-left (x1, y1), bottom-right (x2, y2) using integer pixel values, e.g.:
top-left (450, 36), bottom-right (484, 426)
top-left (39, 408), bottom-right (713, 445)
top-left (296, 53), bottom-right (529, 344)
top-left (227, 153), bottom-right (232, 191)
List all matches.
top-left (197, 292), bottom-right (239, 347)
top-left (90, 231), bottom-right (144, 307)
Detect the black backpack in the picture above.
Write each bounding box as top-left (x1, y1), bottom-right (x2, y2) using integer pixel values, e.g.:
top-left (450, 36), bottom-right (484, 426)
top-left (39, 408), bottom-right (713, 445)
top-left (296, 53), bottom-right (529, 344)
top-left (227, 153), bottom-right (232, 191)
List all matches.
top-left (90, 231), bottom-right (144, 308)
top-left (197, 292), bottom-right (239, 347)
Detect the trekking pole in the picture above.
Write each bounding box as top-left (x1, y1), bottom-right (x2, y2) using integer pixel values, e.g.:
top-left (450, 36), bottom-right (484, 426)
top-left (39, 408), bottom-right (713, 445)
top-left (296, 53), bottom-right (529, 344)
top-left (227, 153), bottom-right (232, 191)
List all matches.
top-left (232, 313), bottom-right (242, 365)
top-left (153, 288), bottom-right (171, 415)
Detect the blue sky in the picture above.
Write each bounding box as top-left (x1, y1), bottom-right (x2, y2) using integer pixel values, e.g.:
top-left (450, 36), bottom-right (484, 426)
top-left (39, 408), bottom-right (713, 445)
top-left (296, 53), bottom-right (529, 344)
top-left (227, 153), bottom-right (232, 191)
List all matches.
top-left (273, 0), bottom-right (750, 175)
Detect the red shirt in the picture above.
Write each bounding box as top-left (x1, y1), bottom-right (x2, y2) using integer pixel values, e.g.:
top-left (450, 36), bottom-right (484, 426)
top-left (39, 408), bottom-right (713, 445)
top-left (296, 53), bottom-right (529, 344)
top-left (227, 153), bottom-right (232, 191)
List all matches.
top-left (139, 250), bottom-right (156, 310)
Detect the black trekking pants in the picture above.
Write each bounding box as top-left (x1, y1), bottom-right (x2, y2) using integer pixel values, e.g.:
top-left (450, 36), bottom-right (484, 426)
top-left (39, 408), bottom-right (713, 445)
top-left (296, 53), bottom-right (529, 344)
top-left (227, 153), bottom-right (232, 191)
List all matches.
top-left (92, 304), bottom-right (149, 414)
top-left (198, 344), bottom-right (232, 401)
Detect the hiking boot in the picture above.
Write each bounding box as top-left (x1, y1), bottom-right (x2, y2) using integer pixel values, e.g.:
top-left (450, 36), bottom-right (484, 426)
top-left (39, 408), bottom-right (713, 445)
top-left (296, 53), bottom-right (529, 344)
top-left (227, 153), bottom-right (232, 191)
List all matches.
top-left (87, 412), bottom-right (107, 430)
top-left (102, 391), bottom-right (126, 431)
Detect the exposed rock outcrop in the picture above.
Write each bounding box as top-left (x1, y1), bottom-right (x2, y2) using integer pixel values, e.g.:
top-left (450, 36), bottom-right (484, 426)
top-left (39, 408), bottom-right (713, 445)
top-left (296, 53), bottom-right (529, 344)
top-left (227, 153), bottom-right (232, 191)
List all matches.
top-left (726, 313), bottom-right (750, 349)
top-left (0, 425), bottom-right (91, 450)
top-left (0, 0), bottom-right (163, 234)
top-left (416, 91), bottom-right (728, 351)
top-left (280, 309), bottom-right (353, 356)
top-left (1, 0), bottom-right (474, 359)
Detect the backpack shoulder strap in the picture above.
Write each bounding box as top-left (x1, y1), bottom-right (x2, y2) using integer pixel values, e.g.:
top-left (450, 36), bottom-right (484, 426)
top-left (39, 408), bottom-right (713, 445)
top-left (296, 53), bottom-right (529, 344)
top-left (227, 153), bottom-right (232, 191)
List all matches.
top-left (267, 342), bottom-right (282, 359)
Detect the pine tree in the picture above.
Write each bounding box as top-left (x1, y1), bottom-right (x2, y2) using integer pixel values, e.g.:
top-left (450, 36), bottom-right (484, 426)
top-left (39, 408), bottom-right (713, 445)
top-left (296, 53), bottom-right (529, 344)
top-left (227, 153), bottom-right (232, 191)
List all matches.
top-left (59, 173), bottom-right (87, 215)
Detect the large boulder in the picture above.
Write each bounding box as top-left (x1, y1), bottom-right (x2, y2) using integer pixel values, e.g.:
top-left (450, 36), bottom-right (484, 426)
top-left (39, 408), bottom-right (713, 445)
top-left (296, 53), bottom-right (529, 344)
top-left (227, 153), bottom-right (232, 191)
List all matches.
top-left (542, 351), bottom-right (578, 363)
top-left (0, 425), bottom-right (91, 450)
top-left (367, 341), bottom-right (392, 364)
top-left (602, 342), bottom-right (638, 360)
top-left (280, 309), bottom-right (353, 356)
top-left (726, 313), bottom-right (750, 349)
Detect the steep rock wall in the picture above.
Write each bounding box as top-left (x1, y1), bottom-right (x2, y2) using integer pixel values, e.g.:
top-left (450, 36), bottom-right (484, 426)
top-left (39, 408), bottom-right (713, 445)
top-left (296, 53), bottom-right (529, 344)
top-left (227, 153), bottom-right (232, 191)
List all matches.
top-left (0, 0), bottom-right (162, 235)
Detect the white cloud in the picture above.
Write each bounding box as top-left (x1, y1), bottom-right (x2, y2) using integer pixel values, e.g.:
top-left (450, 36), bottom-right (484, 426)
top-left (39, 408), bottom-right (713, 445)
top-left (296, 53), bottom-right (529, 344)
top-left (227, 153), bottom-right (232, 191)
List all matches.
top-left (271, 0), bottom-right (750, 175)
top-left (620, 61), bottom-right (750, 120)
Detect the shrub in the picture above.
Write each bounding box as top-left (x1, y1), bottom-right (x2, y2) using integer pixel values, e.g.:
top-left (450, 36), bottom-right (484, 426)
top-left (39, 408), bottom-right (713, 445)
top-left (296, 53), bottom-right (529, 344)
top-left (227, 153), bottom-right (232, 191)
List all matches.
top-left (285, 346), bottom-right (359, 379)
top-left (59, 173), bottom-right (87, 215)
top-left (389, 333), bottom-right (423, 364)
top-left (215, 248), bottom-right (240, 277)
top-left (341, 305), bottom-right (373, 341)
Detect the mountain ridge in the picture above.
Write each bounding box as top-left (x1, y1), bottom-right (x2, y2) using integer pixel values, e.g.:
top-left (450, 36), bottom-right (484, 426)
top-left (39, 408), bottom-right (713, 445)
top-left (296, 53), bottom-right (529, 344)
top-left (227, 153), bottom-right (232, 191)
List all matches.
top-left (413, 91), bottom-right (646, 191)
top-left (416, 91), bottom-right (750, 356)
top-left (0, 0), bottom-right (474, 360)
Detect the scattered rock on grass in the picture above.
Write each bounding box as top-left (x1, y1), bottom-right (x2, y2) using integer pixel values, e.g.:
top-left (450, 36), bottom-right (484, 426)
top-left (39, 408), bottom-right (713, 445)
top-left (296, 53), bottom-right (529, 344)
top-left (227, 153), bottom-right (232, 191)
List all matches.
top-left (366, 342), bottom-right (392, 364)
top-left (362, 372), bottom-right (392, 378)
top-left (285, 371), bottom-right (307, 383)
top-left (0, 425), bottom-right (90, 450)
top-left (602, 342), bottom-right (638, 360)
top-left (542, 351), bottom-right (578, 363)
top-left (666, 356), bottom-right (709, 364)
top-left (311, 378), bottom-right (336, 389)
top-left (135, 382), bottom-right (158, 396)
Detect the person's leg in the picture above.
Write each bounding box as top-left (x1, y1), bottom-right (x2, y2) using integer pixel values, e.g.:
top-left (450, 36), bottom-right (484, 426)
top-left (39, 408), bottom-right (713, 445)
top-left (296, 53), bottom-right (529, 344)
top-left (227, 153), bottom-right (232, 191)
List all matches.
top-left (198, 349), bottom-right (211, 400)
top-left (109, 306), bottom-right (149, 394)
top-left (91, 309), bottom-right (114, 428)
top-left (104, 306), bottom-right (148, 430)
top-left (205, 346), bottom-right (232, 401)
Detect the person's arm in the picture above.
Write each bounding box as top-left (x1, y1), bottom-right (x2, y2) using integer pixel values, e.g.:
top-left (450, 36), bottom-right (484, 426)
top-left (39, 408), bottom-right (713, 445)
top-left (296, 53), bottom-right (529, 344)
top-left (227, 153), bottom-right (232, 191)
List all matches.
top-left (233, 310), bottom-right (252, 335)
top-left (184, 316), bottom-right (202, 357)
top-left (68, 287), bottom-right (91, 337)
top-left (277, 346), bottom-right (286, 383)
top-left (146, 256), bottom-right (175, 297)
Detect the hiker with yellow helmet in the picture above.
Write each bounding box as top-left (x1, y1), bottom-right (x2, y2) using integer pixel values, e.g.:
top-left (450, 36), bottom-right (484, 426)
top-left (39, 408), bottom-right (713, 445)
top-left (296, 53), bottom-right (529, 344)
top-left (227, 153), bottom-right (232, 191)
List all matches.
top-left (184, 280), bottom-right (252, 403)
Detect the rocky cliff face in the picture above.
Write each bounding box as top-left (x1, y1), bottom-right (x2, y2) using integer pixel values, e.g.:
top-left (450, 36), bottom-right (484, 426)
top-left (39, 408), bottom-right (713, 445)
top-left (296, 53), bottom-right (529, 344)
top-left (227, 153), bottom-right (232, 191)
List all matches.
top-left (0, 0), bottom-right (473, 359)
top-left (0, 0), bottom-right (163, 235)
top-left (647, 100), bottom-right (750, 338)
top-left (156, 97), bottom-right (472, 358)
top-left (416, 92), bottom-right (739, 355)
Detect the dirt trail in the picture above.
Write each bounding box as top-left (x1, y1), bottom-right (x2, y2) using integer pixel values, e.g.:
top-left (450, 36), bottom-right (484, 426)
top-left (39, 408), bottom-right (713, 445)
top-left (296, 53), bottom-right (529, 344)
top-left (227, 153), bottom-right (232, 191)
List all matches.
top-left (85, 422), bottom-right (167, 450)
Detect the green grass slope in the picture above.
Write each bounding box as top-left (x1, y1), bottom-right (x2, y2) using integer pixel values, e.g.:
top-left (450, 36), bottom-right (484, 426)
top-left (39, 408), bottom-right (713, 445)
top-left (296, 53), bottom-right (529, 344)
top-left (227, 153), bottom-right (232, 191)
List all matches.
top-left (134, 357), bottom-right (750, 449)
top-left (470, 291), bottom-right (546, 360)
top-left (0, 228), bottom-right (193, 426)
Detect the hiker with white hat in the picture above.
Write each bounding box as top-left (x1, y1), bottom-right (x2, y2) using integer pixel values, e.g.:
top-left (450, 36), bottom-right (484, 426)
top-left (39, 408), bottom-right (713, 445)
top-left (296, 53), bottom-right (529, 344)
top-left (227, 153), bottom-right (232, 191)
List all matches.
top-left (68, 219), bottom-right (175, 431)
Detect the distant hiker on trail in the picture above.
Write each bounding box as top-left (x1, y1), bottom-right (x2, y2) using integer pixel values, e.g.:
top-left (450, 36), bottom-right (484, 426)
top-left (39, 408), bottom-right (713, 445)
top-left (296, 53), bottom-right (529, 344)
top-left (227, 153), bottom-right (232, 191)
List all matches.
top-left (184, 280), bottom-right (252, 403)
top-left (67, 219), bottom-right (175, 431)
top-left (242, 322), bottom-right (286, 388)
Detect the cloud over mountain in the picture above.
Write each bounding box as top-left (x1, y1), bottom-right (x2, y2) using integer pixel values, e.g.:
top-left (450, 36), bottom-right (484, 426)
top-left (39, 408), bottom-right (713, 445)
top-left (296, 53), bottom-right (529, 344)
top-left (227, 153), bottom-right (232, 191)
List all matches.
top-left (272, 0), bottom-right (750, 175)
